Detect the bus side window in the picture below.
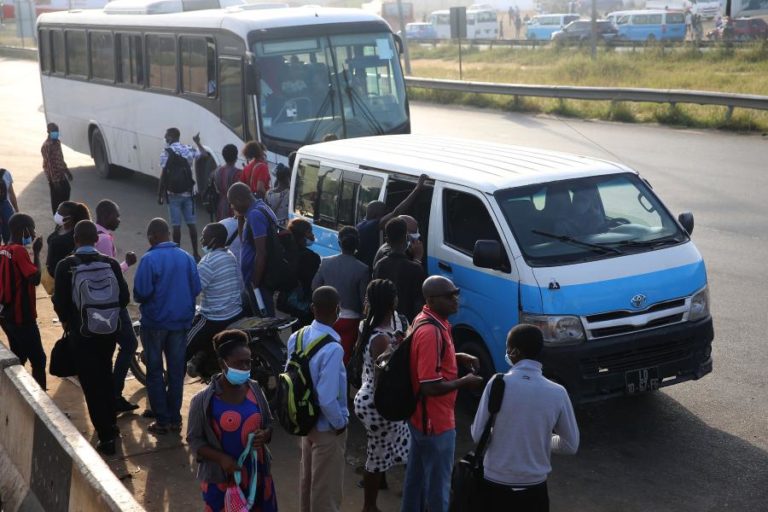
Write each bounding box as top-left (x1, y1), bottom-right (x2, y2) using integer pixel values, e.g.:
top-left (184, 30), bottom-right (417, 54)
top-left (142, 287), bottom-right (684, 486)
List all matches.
top-left (39, 30), bottom-right (51, 73)
top-left (117, 34), bottom-right (144, 86)
top-left (65, 30), bottom-right (88, 78)
top-left (219, 58), bottom-right (245, 138)
top-left (52, 30), bottom-right (65, 75)
top-left (90, 31), bottom-right (115, 82)
top-left (180, 36), bottom-right (215, 96)
top-left (147, 34), bottom-right (177, 91)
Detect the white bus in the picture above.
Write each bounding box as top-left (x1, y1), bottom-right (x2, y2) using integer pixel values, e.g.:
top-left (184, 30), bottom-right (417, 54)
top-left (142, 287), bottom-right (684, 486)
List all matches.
top-left (37, 0), bottom-right (410, 179)
top-left (429, 5), bottom-right (499, 39)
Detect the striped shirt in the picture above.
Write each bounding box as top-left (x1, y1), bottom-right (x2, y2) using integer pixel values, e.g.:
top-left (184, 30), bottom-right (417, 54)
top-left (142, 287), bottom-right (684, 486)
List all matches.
top-left (197, 248), bottom-right (243, 321)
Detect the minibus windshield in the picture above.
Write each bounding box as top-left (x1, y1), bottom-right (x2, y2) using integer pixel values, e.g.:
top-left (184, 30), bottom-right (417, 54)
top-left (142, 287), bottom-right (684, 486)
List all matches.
top-left (495, 173), bottom-right (687, 267)
top-left (253, 32), bottom-right (408, 145)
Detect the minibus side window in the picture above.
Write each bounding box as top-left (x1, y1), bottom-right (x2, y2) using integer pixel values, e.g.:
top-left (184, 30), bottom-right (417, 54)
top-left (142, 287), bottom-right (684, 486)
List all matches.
top-left (356, 175), bottom-right (384, 224)
top-left (443, 189), bottom-right (503, 256)
top-left (316, 166), bottom-right (342, 228)
top-left (294, 159), bottom-right (320, 220)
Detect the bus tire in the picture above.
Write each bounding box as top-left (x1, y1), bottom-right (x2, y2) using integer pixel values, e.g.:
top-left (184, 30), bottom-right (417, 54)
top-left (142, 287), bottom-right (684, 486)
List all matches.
top-left (91, 128), bottom-right (120, 179)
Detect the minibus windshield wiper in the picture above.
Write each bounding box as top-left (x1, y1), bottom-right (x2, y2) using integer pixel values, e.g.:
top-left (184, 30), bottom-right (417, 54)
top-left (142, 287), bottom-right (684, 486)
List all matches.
top-left (607, 235), bottom-right (684, 249)
top-left (532, 230), bottom-right (623, 255)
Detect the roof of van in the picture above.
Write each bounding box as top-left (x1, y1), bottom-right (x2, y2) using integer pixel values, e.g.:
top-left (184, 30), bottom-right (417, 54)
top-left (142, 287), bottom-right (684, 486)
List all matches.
top-left (298, 135), bottom-right (633, 191)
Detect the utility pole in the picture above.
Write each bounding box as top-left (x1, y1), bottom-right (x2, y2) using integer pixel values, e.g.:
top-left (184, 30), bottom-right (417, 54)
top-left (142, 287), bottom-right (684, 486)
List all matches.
top-left (396, 0), bottom-right (411, 75)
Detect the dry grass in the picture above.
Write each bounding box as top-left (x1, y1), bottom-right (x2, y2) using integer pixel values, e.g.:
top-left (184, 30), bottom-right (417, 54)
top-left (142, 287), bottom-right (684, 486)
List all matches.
top-left (407, 42), bottom-right (768, 131)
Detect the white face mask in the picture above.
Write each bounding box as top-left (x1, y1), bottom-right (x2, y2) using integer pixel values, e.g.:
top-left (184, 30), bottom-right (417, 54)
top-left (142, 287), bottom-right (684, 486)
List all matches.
top-left (53, 212), bottom-right (65, 226)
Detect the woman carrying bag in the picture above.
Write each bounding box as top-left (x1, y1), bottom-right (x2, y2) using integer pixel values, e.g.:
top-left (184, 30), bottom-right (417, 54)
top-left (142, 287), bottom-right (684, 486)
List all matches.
top-left (187, 329), bottom-right (278, 511)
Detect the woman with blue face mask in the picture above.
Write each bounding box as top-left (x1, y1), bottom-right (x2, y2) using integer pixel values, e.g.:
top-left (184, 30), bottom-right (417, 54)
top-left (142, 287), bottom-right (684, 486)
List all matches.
top-left (186, 329), bottom-right (278, 512)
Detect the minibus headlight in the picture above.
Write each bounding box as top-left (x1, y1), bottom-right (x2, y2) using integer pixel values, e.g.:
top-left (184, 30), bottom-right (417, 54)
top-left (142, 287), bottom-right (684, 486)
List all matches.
top-left (689, 286), bottom-right (710, 321)
top-left (519, 313), bottom-right (585, 345)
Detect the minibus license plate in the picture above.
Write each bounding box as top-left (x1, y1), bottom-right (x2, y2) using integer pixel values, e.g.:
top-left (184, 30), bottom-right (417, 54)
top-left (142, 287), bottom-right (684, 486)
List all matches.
top-left (625, 367), bottom-right (660, 395)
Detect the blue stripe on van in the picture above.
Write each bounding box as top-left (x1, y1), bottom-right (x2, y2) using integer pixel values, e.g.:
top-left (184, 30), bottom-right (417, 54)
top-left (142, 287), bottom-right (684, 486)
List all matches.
top-left (521, 260), bottom-right (706, 316)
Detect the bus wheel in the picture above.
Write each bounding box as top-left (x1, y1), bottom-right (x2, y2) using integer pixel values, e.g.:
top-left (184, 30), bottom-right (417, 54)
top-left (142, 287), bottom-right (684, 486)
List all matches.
top-left (91, 128), bottom-right (119, 179)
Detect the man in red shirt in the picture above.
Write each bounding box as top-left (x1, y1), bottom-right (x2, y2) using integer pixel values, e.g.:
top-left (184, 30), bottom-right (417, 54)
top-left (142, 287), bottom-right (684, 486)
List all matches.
top-left (240, 141), bottom-right (270, 197)
top-left (401, 276), bottom-right (484, 512)
top-left (0, 213), bottom-right (46, 389)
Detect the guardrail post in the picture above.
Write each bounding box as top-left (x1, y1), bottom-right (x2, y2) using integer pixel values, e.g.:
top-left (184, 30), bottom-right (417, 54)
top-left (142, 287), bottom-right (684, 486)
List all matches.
top-left (725, 105), bottom-right (734, 122)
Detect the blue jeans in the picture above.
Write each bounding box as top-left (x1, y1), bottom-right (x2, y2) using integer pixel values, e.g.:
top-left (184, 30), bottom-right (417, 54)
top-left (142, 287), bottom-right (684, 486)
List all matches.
top-left (113, 309), bottom-right (138, 398)
top-left (139, 327), bottom-right (187, 425)
top-left (167, 193), bottom-right (196, 227)
top-left (401, 424), bottom-right (456, 512)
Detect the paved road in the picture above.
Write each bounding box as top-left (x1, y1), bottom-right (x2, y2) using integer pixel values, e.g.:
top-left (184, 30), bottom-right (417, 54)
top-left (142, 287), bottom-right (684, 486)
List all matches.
top-left (2, 57), bottom-right (768, 511)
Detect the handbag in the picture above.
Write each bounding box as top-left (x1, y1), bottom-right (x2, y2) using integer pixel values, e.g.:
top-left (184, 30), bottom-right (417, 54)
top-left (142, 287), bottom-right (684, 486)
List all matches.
top-left (49, 332), bottom-right (77, 377)
top-left (449, 373), bottom-right (505, 512)
top-left (224, 432), bottom-right (259, 512)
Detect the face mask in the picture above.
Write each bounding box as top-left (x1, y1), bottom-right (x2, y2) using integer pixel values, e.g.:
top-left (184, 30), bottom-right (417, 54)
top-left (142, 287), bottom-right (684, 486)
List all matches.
top-left (53, 212), bottom-right (65, 226)
top-left (224, 364), bottom-right (250, 386)
top-left (201, 245), bottom-right (211, 255)
top-left (505, 353), bottom-right (514, 367)
top-left (408, 231), bottom-right (421, 243)
top-left (21, 231), bottom-right (33, 246)
top-left (49, 131), bottom-right (60, 140)
top-left (305, 238), bottom-right (314, 248)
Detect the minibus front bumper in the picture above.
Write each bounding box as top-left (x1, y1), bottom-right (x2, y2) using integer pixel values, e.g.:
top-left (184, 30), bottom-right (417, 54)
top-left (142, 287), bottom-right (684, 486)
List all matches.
top-left (541, 317), bottom-right (714, 403)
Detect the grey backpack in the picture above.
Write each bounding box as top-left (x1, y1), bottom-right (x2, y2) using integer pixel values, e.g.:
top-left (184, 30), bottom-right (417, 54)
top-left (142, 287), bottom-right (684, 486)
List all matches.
top-left (71, 257), bottom-right (121, 337)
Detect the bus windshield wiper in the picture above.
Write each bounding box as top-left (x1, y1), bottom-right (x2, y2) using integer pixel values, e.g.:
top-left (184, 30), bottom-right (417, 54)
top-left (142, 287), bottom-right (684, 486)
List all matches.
top-left (304, 84), bottom-right (337, 145)
top-left (532, 230), bottom-right (623, 255)
top-left (341, 67), bottom-right (385, 136)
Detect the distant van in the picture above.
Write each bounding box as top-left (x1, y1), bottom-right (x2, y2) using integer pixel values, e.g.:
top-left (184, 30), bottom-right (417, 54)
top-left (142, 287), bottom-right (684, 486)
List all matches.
top-left (289, 135), bottom-right (714, 403)
top-left (615, 10), bottom-right (687, 41)
top-left (526, 13), bottom-right (580, 40)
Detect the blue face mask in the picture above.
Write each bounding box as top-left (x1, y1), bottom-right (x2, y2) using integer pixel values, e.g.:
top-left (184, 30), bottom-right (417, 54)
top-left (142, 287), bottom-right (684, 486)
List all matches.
top-left (201, 245), bottom-right (211, 255)
top-left (50, 131), bottom-right (60, 140)
top-left (21, 230), bottom-right (33, 246)
top-left (224, 364), bottom-right (250, 386)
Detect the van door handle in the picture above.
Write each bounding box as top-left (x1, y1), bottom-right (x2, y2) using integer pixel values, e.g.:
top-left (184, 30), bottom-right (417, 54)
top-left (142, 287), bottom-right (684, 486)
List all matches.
top-left (438, 261), bottom-right (453, 272)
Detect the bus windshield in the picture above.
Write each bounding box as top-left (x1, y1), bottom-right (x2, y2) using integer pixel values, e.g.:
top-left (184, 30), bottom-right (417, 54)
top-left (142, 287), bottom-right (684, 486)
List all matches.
top-left (253, 32), bottom-right (408, 145)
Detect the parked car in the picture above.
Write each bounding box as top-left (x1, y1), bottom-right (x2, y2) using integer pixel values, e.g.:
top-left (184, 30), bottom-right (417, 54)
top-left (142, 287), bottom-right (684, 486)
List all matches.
top-left (707, 17), bottom-right (768, 41)
top-left (614, 10), bottom-right (686, 42)
top-left (552, 20), bottom-right (619, 43)
top-left (405, 22), bottom-right (438, 40)
top-left (526, 13), bottom-right (581, 40)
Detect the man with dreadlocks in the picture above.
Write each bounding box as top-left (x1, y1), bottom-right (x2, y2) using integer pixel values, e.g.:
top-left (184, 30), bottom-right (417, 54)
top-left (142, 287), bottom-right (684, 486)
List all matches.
top-left (353, 279), bottom-right (411, 512)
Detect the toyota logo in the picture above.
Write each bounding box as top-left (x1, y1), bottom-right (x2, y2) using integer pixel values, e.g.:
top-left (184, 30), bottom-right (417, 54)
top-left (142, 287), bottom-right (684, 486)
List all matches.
top-left (631, 294), bottom-right (647, 309)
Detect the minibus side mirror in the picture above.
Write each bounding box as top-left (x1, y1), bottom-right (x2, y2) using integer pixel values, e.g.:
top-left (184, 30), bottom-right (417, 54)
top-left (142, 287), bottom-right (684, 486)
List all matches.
top-left (473, 240), bottom-right (504, 270)
top-left (245, 63), bottom-right (260, 96)
top-left (393, 33), bottom-right (405, 55)
top-left (678, 212), bottom-right (694, 236)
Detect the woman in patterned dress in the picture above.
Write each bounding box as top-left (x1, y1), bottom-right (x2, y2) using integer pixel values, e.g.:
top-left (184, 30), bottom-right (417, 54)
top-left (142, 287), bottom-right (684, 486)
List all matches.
top-left (353, 279), bottom-right (411, 512)
top-left (187, 329), bottom-right (278, 511)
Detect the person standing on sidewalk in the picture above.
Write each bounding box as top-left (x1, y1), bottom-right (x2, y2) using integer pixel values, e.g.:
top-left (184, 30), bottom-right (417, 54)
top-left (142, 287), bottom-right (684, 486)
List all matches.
top-left (53, 220), bottom-right (130, 455)
top-left (94, 199), bottom-right (139, 413)
top-left (0, 213), bottom-right (47, 389)
top-left (41, 123), bottom-right (74, 215)
top-left (158, 128), bottom-right (204, 261)
top-left (471, 324), bottom-right (579, 511)
top-left (285, 286), bottom-right (349, 512)
top-left (134, 218), bottom-right (201, 435)
top-left (400, 276), bottom-right (484, 512)
top-left (0, 167), bottom-right (20, 244)
top-left (312, 226), bottom-right (370, 364)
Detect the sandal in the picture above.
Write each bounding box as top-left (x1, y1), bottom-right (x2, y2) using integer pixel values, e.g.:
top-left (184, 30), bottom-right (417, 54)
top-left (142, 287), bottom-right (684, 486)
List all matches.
top-left (147, 422), bottom-right (169, 435)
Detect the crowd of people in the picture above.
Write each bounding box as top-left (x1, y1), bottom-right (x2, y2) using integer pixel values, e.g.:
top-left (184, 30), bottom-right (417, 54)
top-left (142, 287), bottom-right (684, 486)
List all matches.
top-left (0, 124), bottom-right (580, 512)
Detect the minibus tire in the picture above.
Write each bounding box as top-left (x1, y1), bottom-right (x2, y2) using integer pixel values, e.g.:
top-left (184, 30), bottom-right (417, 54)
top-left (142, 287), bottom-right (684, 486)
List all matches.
top-left (91, 129), bottom-right (122, 179)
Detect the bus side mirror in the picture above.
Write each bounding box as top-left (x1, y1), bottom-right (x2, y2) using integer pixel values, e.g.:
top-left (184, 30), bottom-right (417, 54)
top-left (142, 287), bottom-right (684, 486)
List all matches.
top-left (393, 33), bottom-right (405, 55)
top-left (245, 63), bottom-right (260, 96)
top-left (473, 240), bottom-right (504, 270)
top-left (678, 212), bottom-right (694, 236)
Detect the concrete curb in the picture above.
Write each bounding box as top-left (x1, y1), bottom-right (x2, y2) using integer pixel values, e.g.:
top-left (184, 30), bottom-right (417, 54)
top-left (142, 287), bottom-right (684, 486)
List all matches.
top-left (0, 344), bottom-right (144, 511)
top-left (0, 46), bottom-right (37, 61)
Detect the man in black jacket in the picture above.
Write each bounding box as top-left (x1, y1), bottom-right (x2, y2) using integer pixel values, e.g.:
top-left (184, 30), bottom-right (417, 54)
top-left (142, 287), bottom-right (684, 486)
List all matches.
top-left (53, 220), bottom-right (130, 455)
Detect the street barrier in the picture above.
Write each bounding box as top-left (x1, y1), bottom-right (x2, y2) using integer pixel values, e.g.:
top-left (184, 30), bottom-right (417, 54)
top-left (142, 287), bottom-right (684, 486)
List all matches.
top-left (405, 76), bottom-right (768, 119)
top-left (407, 37), bottom-right (754, 50)
top-left (0, 343), bottom-right (144, 512)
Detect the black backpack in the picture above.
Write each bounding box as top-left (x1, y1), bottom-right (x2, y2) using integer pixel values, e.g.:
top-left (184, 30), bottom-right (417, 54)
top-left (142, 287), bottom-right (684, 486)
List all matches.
top-left (347, 312), bottom-right (408, 389)
top-left (246, 203), bottom-right (296, 292)
top-left (163, 148), bottom-right (195, 194)
top-left (374, 317), bottom-right (444, 423)
top-left (276, 328), bottom-right (333, 435)
top-left (0, 169), bottom-right (8, 203)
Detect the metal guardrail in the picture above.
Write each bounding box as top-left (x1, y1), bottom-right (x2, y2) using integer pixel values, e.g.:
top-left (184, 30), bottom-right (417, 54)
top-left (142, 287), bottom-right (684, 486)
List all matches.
top-left (405, 77), bottom-right (768, 118)
top-left (407, 37), bottom-right (755, 50)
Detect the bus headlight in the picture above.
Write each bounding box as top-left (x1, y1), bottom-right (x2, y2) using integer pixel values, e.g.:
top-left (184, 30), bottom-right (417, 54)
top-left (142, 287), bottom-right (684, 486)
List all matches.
top-left (689, 286), bottom-right (710, 321)
top-left (520, 313), bottom-right (585, 345)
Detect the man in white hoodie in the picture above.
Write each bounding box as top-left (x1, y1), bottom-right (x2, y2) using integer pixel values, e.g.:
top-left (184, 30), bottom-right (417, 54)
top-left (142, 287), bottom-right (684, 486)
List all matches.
top-left (471, 324), bottom-right (580, 511)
